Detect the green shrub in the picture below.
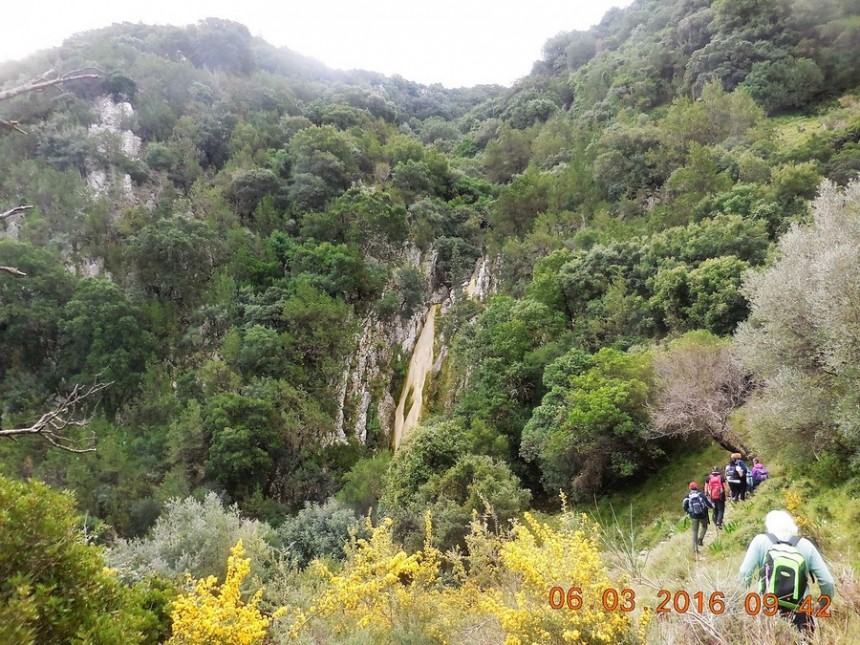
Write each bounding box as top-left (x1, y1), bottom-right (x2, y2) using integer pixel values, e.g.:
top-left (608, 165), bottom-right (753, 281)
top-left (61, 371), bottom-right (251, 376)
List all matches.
top-left (0, 475), bottom-right (151, 644)
top-left (276, 498), bottom-right (361, 567)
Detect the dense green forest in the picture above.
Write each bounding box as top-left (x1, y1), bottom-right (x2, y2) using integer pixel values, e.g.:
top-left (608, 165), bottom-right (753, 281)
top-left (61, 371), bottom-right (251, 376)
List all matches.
top-left (2, 1), bottom-right (860, 642)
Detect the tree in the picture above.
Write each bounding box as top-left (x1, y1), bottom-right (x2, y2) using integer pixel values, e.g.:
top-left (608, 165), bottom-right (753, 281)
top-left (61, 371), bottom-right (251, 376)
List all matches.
top-left (0, 240), bottom-right (76, 380)
top-left (58, 278), bottom-right (157, 409)
top-left (650, 256), bottom-right (751, 336)
top-left (453, 297), bottom-right (566, 465)
top-left (649, 331), bottom-right (751, 454)
top-left (407, 453), bottom-right (530, 550)
top-left (124, 216), bottom-right (225, 305)
top-left (280, 279), bottom-right (357, 396)
top-left (734, 180), bottom-right (860, 467)
top-left (336, 452), bottom-right (392, 514)
top-left (483, 125), bottom-right (532, 183)
top-left (520, 347), bottom-right (654, 499)
top-left (227, 168), bottom-right (284, 221)
top-left (288, 125), bottom-right (359, 206)
top-left (742, 57), bottom-right (824, 114)
top-left (202, 393), bottom-right (282, 500)
top-left (0, 475), bottom-right (152, 643)
top-left (685, 255), bottom-right (750, 335)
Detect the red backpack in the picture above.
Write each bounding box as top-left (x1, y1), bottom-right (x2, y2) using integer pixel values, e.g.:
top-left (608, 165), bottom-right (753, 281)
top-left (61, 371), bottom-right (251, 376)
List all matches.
top-left (707, 474), bottom-right (723, 500)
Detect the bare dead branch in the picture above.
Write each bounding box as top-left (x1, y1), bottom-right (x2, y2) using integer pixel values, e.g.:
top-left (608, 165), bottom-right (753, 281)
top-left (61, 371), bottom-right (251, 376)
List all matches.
top-left (0, 381), bottom-right (112, 453)
top-left (0, 68), bottom-right (103, 102)
top-left (0, 118), bottom-right (27, 133)
top-left (0, 205), bottom-right (33, 221)
top-left (0, 266), bottom-right (27, 276)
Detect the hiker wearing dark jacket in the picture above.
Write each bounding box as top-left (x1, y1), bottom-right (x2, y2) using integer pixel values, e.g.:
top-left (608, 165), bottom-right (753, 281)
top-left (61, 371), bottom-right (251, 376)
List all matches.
top-left (726, 453), bottom-right (747, 501)
top-left (740, 510), bottom-right (835, 632)
top-left (737, 453), bottom-right (750, 499)
top-left (683, 482), bottom-right (714, 555)
top-left (703, 467), bottom-right (730, 529)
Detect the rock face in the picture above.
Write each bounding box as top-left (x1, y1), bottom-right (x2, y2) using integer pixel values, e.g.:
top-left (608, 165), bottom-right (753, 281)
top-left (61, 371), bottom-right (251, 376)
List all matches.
top-left (392, 304), bottom-right (438, 449)
top-left (86, 96), bottom-right (140, 202)
top-left (333, 251), bottom-right (496, 447)
top-left (89, 97), bottom-right (141, 157)
top-left (73, 95), bottom-right (143, 278)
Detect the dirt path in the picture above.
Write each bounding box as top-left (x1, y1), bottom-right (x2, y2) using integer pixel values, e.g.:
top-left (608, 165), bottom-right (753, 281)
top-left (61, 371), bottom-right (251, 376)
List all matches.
top-left (392, 305), bottom-right (437, 449)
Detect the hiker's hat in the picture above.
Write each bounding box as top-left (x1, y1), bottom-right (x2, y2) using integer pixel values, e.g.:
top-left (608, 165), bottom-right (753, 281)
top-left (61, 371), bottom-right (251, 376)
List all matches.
top-left (689, 482), bottom-right (698, 489)
top-left (765, 510), bottom-right (798, 542)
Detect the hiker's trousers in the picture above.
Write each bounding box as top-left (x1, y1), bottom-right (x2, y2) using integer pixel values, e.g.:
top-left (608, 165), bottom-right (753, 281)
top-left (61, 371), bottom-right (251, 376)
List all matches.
top-left (691, 516), bottom-right (708, 554)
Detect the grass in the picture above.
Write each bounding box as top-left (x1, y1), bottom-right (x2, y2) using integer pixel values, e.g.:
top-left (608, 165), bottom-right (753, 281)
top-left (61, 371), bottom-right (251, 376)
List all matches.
top-left (586, 439), bottom-right (727, 549)
top-left (771, 94), bottom-right (860, 150)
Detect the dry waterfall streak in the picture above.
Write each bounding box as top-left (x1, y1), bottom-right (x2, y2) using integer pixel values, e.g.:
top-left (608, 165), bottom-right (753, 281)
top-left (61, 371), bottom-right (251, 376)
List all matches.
top-left (392, 305), bottom-right (438, 449)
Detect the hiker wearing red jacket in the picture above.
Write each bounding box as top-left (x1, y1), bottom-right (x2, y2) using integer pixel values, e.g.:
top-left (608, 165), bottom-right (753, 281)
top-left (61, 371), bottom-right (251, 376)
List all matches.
top-left (703, 466), bottom-right (730, 529)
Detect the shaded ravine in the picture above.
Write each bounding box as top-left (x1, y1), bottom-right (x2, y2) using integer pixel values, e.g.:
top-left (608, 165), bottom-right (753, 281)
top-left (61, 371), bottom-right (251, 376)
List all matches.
top-left (392, 304), bottom-right (438, 449)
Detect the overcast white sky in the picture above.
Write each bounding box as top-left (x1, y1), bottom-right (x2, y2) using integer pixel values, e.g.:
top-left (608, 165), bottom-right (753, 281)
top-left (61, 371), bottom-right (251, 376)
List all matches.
top-left (3, 1), bottom-right (634, 88)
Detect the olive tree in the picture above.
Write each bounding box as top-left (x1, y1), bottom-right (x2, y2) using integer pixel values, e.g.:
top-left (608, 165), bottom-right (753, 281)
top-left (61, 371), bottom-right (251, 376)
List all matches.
top-left (734, 180), bottom-right (860, 466)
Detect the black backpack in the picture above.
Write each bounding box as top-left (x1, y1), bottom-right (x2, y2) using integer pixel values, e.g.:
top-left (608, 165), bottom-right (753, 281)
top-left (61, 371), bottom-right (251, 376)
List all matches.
top-left (726, 463), bottom-right (740, 483)
top-left (687, 491), bottom-right (705, 516)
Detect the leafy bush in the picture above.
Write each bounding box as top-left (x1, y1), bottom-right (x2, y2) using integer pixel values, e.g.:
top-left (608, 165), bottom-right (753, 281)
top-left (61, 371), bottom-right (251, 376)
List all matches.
top-left (336, 451), bottom-right (392, 514)
top-left (107, 492), bottom-right (280, 583)
top-left (276, 499), bottom-right (360, 567)
top-left (0, 475), bottom-right (153, 644)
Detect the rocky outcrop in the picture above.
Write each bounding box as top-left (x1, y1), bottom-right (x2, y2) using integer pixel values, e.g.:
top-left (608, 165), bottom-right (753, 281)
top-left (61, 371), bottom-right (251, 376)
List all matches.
top-left (86, 96), bottom-right (140, 202)
top-left (333, 251), bottom-right (496, 447)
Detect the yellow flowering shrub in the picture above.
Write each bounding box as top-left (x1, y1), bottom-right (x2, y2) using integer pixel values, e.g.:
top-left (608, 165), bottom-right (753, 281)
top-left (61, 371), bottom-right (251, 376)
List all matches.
top-left (168, 539), bottom-right (285, 645)
top-left (479, 512), bottom-right (634, 645)
top-left (285, 508), bottom-right (646, 644)
top-left (782, 489), bottom-right (815, 533)
top-left (288, 514), bottom-right (470, 642)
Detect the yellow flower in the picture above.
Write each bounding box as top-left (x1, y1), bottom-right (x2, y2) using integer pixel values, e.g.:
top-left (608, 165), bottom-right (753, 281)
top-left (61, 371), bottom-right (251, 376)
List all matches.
top-left (167, 540), bottom-right (284, 645)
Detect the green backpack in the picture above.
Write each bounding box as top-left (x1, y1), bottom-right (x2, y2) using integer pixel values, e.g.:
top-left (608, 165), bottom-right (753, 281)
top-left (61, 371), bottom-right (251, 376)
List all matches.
top-left (763, 533), bottom-right (809, 609)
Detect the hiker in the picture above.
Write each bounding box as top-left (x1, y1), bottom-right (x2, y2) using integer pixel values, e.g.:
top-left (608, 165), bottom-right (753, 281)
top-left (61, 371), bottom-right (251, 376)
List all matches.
top-left (682, 482), bottom-right (714, 555)
top-left (736, 453), bottom-right (750, 500)
top-left (739, 510), bottom-right (835, 632)
top-left (704, 466), bottom-right (730, 529)
top-left (726, 453), bottom-right (747, 501)
top-left (750, 458), bottom-right (769, 493)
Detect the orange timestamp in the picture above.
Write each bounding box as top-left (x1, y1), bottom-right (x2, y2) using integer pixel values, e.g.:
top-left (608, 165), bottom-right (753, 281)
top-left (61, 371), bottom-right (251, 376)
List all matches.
top-left (548, 587), bottom-right (832, 617)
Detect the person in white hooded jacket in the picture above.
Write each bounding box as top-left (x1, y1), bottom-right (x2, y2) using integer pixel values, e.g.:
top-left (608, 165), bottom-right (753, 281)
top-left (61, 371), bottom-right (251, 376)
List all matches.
top-left (739, 510), bottom-right (835, 631)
